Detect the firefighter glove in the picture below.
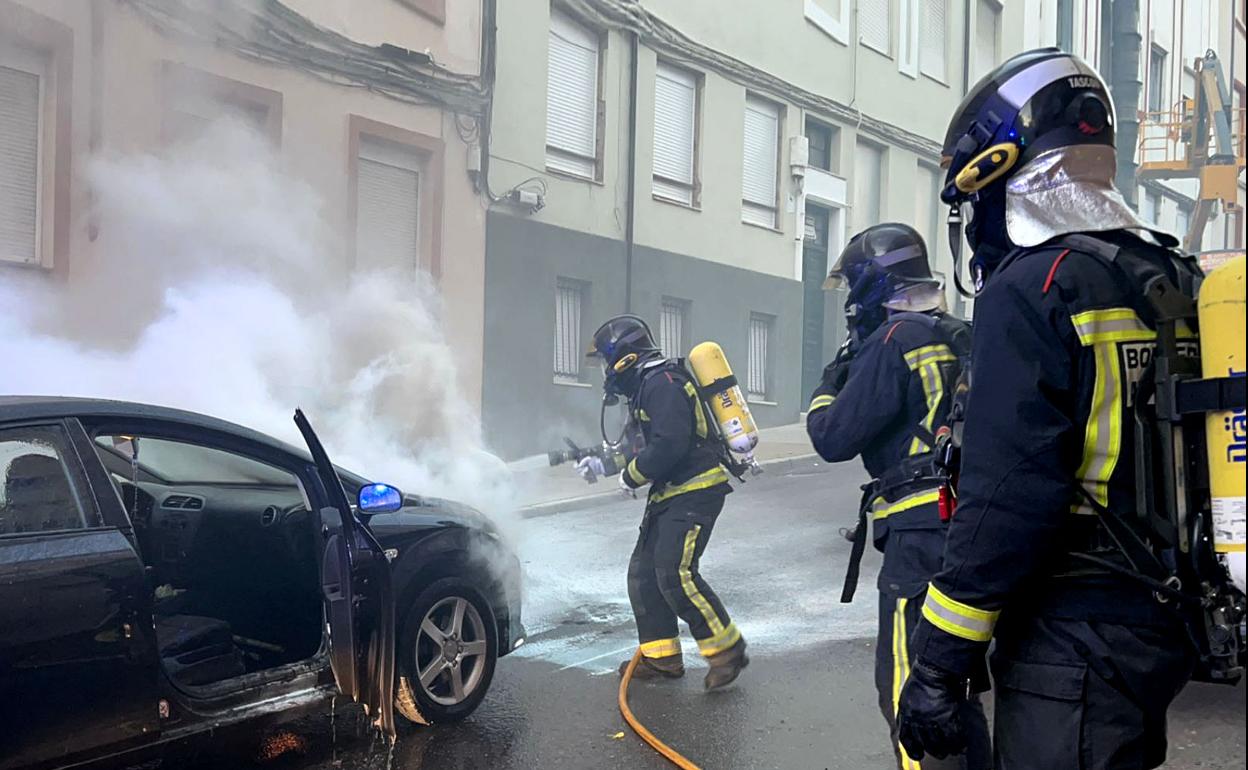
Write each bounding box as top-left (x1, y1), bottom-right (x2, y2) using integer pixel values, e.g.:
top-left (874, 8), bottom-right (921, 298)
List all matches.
top-left (897, 659), bottom-right (970, 761)
top-left (575, 456), bottom-right (606, 483)
top-left (618, 470), bottom-right (638, 498)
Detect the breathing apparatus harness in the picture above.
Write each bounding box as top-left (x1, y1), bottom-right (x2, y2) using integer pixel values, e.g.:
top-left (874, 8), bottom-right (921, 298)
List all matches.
top-left (840, 311), bottom-right (973, 603)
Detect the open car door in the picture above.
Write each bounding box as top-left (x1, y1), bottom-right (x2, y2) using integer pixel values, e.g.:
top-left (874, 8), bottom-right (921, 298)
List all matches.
top-left (294, 409), bottom-right (396, 737)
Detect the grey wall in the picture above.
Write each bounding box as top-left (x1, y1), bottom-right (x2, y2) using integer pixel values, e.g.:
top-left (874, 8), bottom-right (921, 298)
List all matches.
top-left (483, 211), bottom-right (803, 460)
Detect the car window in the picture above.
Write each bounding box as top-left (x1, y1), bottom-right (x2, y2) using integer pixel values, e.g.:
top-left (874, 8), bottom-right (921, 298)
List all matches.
top-left (0, 426), bottom-right (97, 535)
top-left (94, 435), bottom-right (301, 487)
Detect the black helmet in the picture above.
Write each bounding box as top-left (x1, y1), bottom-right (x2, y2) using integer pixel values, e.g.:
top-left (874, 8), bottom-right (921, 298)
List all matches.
top-left (588, 314), bottom-right (662, 398)
top-left (941, 48), bottom-right (1114, 207)
top-left (825, 223), bottom-right (939, 342)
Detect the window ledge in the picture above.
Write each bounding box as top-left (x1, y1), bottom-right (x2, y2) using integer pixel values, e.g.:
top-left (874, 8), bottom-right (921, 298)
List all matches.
top-left (741, 218), bottom-right (784, 235)
top-left (653, 193), bottom-right (701, 211)
top-left (554, 379), bottom-right (594, 389)
top-left (545, 166), bottom-right (604, 186)
top-left (748, 399), bottom-right (778, 407)
top-left (1, 258), bottom-right (51, 272)
top-left (860, 41), bottom-right (893, 60)
top-left (921, 71), bottom-right (950, 88)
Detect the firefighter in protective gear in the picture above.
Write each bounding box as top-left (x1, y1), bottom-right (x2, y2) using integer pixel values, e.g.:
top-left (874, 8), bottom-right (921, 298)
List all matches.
top-left (897, 49), bottom-right (1199, 769)
top-left (585, 315), bottom-right (748, 690)
top-left (806, 223), bottom-right (990, 770)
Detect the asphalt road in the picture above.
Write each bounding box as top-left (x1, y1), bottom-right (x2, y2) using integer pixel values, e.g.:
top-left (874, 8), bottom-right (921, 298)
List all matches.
top-left (174, 463), bottom-right (1245, 770)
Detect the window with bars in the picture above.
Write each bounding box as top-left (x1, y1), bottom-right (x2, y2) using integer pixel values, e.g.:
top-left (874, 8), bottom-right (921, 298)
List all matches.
top-left (554, 278), bottom-right (586, 383)
top-left (547, 11), bottom-right (600, 179)
top-left (356, 135), bottom-right (422, 274)
top-left (859, 0), bottom-right (891, 54)
top-left (658, 299), bottom-right (689, 358)
top-left (0, 55), bottom-right (44, 267)
top-left (653, 62), bottom-right (699, 205)
top-left (742, 95), bottom-right (780, 228)
top-left (747, 313), bottom-right (774, 400)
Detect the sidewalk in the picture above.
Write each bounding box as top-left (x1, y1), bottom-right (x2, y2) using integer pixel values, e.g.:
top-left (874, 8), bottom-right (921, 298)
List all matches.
top-left (510, 420), bottom-right (820, 516)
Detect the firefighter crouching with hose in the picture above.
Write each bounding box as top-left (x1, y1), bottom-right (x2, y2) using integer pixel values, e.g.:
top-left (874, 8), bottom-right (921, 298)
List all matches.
top-left (806, 223), bottom-right (990, 770)
top-left (897, 48), bottom-right (1246, 769)
top-left (574, 315), bottom-right (750, 690)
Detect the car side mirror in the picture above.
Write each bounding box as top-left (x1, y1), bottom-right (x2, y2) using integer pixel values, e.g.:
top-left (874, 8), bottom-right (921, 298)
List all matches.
top-left (357, 483), bottom-right (404, 514)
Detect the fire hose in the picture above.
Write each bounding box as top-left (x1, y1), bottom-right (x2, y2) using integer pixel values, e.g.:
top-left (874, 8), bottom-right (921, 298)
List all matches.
top-left (617, 649), bottom-right (702, 770)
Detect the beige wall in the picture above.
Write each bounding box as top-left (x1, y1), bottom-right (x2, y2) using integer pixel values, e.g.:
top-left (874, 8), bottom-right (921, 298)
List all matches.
top-left (1, 0), bottom-right (487, 404)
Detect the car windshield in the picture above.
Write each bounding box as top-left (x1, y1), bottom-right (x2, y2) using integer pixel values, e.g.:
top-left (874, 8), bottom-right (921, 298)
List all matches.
top-left (94, 435), bottom-right (298, 486)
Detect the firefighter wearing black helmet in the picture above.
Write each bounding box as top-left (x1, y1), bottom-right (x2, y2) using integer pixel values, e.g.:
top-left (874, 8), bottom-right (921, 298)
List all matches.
top-left (807, 223), bottom-right (989, 770)
top-left (582, 314), bottom-right (749, 690)
top-left (896, 49), bottom-right (1199, 769)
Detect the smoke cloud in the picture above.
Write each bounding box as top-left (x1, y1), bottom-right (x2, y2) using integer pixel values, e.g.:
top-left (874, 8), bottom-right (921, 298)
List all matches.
top-left (0, 120), bottom-right (516, 527)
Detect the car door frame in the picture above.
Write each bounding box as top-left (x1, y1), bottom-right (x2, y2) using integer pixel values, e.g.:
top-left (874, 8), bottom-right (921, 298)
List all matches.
top-left (0, 416), bottom-right (163, 770)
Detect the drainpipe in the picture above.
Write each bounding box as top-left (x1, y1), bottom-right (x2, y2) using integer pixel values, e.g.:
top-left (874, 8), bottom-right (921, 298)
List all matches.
top-left (624, 31), bottom-right (639, 313)
top-left (961, 0), bottom-right (972, 96)
top-left (1109, 0), bottom-right (1143, 206)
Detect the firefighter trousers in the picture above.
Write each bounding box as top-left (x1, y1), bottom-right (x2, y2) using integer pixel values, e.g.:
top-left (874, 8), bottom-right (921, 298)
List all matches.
top-left (990, 613), bottom-right (1195, 770)
top-left (627, 485), bottom-right (740, 659)
top-left (877, 588), bottom-right (992, 770)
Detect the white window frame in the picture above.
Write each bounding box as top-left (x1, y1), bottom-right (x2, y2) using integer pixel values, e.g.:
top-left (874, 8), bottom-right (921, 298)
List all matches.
top-left (546, 10), bottom-right (601, 181)
top-left (919, 0), bottom-right (948, 82)
top-left (804, 0), bottom-right (850, 44)
top-left (1147, 44), bottom-right (1168, 114)
top-left (971, 0), bottom-right (1002, 85)
top-left (554, 278), bottom-right (587, 385)
top-left (741, 94), bottom-right (781, 229)
top-left (0, 47), bottom-right (48, 268)
top-left (652, 61), bottom-right (699, 206)
top-left (859, 0), bottom-right (891, 56)
top-left (852, 139), bottom-right (886, 234)
top-left (747, 312), bottom-right (775, 402)
top-left (900, 0), bottom-right (948, 81)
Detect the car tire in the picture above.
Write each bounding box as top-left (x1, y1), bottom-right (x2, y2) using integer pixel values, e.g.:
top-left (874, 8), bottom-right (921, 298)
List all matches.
top-left (395, 576), bottom-right (497, 725)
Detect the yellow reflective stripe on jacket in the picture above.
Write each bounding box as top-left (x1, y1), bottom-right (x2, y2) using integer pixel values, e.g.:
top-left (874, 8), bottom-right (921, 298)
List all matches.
top-left (639, 637), bottom-right (681, 658)
top-left (809, 394), bottom-right (835, 412)
top-left (1071, 307), bottom-right (1197, 346)
top-left (684, 382), bottom-right (708, 439)
top-left (1074, 331), bottom-right (1125, 514)
top-left (626, 458), bottom-right (650, 487)
top-left (921, 585), bottom-right (999, 643)
top-left (649, 466), bottom-right (730, 504)
top-left (891, 598), bottom-right (922, 770)
top-left (904, 344), bottom-right (956, 456)
top-left (903, 344), bottom-right (956, 370)
top-left (872, 489), bottom-right (941, 520)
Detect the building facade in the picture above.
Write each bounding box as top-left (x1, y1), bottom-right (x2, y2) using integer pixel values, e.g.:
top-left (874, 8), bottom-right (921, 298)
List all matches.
top-left (0, 0), bottom-right (491, 401)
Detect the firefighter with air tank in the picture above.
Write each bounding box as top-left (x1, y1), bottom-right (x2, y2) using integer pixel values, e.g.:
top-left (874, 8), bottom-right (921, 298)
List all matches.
top-left (573, 315), bottom-right (756, 690)
top-left (805, 223), bottom-right (990, 770)
top-left (894, 48), bottom-right (1246, 769)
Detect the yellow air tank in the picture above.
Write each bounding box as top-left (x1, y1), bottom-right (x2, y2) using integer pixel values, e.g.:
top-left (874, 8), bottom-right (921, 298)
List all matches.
top-left (688, 341), bottom-right (759, 457)
top-left (1198, 255), bottom-right (1246, 594)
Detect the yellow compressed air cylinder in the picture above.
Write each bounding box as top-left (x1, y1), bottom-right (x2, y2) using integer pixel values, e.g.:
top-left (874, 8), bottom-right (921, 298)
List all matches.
top-left (688, 341), bottom-right (759, 456)
top-left (1199, 255), bottom-right (1246, 594)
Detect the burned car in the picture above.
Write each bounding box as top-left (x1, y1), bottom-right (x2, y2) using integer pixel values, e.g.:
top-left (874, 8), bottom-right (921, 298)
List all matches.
top-left (0, 397), bottom-right (523, 770)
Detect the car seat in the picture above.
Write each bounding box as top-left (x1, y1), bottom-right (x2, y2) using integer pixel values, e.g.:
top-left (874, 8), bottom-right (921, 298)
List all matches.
top-left (1, 454), bottom-right (81, 534)
top-left (154, 614), bottom-right (246, 686)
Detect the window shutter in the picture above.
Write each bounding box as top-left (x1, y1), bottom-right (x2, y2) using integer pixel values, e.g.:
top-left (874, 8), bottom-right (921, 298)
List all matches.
top-left (356, 137), bottom-right (421, 274)
top-left (742, 96), bottom-right (779, 227)
top-left (653, 63), bottom-right (697, 204)
top-left (859, 0), bottom-right (890, 52)
top-left (920, 0), bottom-right (947, 80)
top-left (547, 12), bottom-right (599, 177)
top-left (972, 0), bottom-right (1000, 83)
top-left (0, 64), bottom-right (41, 265)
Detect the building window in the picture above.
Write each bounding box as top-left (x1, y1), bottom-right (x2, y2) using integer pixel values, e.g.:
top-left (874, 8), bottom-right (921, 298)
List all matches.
top-left (805, 0), bottom-right (849, 43)
top-left (1148, 45), bottom-right (1168, 113)
top-left (1056, 0), bottom-right (1075, 53)
top-left (742, 95), bottom-right (781, 228)
top-left (1145, 190), bottom-right (1162, 226)
top-left (972, 0), bottom-right (1001, 84)
top-left (160, 63), bottom-right (282, 147)
top-left (554, 278), bottom-right (586, 383)
top-left (1176, 204), bottom-right (1191, 243)
top-left (747, 313), bottom-right (774, 401)
top-left (355, 135), bottom-right (423, 275)
top-left (653, 61), bottom-right (699, 206)
top-left (859, 0), bottom-right (891, 54)
top-left (0, 55), bottom-right (43, 267)
top-left (658, 298), bottom-right (690, 358)
top-left (805, 119), bottom-right (839, 173)
top-left (915, 162), bottom-right (943, 270)
top-left (546, 10), bottom-right (601, 180)
top-left (852, 140), bottom-right (885, 234)
top-left (919, 0), bottom-right (947, 81)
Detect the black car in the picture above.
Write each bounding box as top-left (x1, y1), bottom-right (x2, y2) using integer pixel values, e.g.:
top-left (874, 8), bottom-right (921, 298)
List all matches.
top-left (0, 397), bottom-right (524, 770)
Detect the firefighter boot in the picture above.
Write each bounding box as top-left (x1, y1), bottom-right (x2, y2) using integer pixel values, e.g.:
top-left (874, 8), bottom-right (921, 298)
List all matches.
top-left (704, 638), bottom-right (749, 691)
top-left (619, 653), bottom-right (685, 680)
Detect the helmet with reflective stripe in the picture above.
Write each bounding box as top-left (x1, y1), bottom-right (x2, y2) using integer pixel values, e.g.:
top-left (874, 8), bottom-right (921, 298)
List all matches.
top-left (826, 223), bottom-right (939, 342)
top-left (588, 314), bottom-right (662, 398)
top-left (940, 48), bottom-right (1114, 206)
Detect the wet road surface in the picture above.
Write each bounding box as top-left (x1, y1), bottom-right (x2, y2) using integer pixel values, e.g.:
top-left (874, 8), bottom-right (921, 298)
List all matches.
top-left (166, 463), bottom-right (1245, 769)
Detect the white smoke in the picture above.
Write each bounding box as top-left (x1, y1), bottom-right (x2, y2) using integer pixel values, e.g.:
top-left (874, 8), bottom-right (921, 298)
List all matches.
top-left (0, 120), bottom-right (516, 527)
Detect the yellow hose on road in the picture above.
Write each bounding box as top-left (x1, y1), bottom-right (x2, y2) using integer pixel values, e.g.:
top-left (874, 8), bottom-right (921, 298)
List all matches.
top-left (617, 649), bottom-right (702, 770)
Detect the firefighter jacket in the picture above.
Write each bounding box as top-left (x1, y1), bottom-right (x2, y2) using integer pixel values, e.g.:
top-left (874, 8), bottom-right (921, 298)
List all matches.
top-left (807, 312), bottom-right (966, 595)
top-left (621, 361), bottom-right (730, 504)
top-left (910, 231), bottom-right (1202, 676)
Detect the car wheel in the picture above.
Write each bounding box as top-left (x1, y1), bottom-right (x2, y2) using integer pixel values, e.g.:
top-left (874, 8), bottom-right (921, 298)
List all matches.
top-left (395, 577), bottom-right (497, 725)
